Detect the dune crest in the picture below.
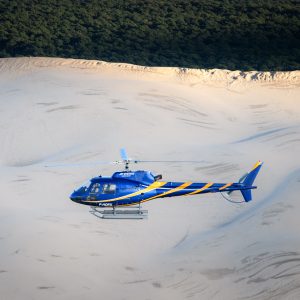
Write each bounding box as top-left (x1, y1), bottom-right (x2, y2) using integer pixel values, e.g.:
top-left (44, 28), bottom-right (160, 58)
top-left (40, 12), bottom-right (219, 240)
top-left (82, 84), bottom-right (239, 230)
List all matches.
top-left (0, 57), bottom-right (299, 87)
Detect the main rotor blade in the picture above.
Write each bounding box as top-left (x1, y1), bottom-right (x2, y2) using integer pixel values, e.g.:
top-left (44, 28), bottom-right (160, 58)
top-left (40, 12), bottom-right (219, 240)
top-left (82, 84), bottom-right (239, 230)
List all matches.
top-left (44, 161), bottom-right (118, 168)
top-left (120, 148), bottom-right (129, 161)
top-left (134, 160), bottom-right (205, 163)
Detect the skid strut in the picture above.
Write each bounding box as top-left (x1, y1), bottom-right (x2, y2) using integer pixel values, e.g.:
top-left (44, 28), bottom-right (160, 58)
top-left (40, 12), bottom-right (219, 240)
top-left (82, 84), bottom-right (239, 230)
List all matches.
top-left (90, 202), bottom-right (148, 219)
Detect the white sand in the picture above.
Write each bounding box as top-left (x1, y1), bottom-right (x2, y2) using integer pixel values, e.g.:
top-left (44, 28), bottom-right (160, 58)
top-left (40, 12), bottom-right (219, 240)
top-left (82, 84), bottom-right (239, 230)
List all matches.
top-left (0, 57), bottom-right (299, 299)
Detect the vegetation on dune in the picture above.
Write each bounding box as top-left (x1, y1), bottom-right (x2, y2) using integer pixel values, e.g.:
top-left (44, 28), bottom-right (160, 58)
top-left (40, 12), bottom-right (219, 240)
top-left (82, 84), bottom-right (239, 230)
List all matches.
top-left (0, 0), bottom-right (299, 71)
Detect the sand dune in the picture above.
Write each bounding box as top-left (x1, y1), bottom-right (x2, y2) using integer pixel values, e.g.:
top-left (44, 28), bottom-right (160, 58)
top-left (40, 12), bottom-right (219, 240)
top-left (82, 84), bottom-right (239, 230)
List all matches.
top-left (0, 57), bottom-right (299, 299)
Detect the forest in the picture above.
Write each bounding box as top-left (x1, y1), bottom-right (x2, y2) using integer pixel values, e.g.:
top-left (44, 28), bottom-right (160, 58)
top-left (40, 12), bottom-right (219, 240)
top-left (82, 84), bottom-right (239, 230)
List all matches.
top-left (0, 0), bottom-right (299, 71)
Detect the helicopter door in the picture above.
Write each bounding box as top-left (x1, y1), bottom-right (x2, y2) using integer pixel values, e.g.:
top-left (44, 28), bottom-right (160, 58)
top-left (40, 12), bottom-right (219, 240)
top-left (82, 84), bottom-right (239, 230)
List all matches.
top-left (89, 183), bottom-right (101, 200)
top-left (102, 183), bottom-right (117, 195)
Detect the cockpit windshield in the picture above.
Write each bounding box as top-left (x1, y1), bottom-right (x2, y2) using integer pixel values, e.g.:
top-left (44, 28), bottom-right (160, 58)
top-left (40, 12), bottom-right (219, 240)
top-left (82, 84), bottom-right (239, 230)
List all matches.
top-left (76, 180), bottom-right (91, 192)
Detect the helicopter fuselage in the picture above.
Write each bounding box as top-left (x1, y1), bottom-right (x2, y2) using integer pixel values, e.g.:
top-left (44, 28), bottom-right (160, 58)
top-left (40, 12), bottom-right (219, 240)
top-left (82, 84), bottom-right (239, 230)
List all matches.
top-left (70, 170), bottom-right (258, 207)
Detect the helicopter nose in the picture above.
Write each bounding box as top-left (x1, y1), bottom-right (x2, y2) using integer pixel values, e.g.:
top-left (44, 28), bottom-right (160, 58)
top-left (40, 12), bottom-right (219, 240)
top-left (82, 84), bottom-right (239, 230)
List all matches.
top-left (70, 191), bottom-right (82, 202)
top-left (70, 192), bottom-right (76, 201)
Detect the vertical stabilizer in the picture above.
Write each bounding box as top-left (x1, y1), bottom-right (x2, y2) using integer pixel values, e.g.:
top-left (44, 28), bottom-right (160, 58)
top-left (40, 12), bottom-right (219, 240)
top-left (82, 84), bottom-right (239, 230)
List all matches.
top-left (241, 189), bottom-right (252, 202)
top-left (243, 161), bottom-right (263, 186)
top-left (240, 161), bottom-right (263, 202)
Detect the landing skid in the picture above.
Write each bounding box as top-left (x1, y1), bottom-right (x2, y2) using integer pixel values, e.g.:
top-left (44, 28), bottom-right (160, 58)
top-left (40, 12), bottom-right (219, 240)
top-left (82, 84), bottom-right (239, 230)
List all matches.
top-left (89, 204), bottom-right (148, 219)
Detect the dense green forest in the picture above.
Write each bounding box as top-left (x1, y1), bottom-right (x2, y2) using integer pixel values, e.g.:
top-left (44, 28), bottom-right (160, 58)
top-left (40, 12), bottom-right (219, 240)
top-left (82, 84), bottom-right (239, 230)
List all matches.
top-left (0, 0), bottom-right (299, 70)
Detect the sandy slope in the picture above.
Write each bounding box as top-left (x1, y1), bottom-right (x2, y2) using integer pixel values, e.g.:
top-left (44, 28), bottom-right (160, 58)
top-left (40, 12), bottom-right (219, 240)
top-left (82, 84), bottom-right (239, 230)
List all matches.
top-left (0, 57), bottom-right (299, 300)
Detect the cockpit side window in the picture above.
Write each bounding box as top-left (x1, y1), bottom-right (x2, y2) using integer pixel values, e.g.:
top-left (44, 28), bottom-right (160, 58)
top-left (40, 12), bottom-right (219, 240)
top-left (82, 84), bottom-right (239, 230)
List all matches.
top-left (102, 183), bottom-right (116, 194)
top-left (90, 183), bottom-right (101, 194)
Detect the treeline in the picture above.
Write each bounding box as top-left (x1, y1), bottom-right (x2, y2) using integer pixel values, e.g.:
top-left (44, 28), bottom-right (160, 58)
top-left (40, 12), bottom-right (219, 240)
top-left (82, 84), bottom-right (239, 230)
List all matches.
top-left (0, 0), bottom-right (299, 71)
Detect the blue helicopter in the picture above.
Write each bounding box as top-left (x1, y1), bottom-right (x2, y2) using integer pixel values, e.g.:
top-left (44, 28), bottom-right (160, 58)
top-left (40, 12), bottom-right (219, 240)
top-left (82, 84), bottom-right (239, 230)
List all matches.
top-left (69, 149), bottom-right (263, 219)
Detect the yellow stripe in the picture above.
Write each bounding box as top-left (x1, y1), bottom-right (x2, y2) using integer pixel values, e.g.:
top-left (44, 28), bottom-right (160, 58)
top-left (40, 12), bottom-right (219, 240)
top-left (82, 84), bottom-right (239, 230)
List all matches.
top-left (251, 160), bottom-right (262, 172)
top-left (83, 181), bottom-right (167, 204)
top-left (141, 181), bottom-right (193, 203)
top-left (185, 182), bottom-right (214, 196)
top-left (219, 182), bottom-right (233, 191)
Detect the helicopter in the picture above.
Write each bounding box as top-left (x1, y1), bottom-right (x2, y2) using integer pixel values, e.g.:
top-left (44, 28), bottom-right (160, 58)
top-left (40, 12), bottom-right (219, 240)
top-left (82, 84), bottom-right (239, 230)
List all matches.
top-left (67, 149), bottom-right (263, 219)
